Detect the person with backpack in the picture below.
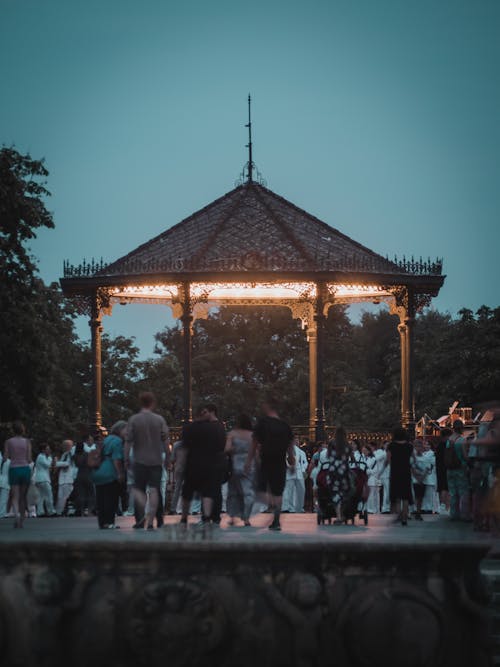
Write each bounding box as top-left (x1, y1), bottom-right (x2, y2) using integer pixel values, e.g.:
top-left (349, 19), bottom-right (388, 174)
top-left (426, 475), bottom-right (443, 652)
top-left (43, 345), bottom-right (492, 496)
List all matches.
top-left (445, 419), bottom-right (471, 521)
top-left (90, 421), bottom-right (126, 529)
top-left (72, 431), bottom-right (97, 516)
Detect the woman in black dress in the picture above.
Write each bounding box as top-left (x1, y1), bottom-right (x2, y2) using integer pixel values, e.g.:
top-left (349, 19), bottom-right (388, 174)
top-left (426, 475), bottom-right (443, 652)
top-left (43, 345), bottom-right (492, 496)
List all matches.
top-left (386, 426), bottom-right (414, 526)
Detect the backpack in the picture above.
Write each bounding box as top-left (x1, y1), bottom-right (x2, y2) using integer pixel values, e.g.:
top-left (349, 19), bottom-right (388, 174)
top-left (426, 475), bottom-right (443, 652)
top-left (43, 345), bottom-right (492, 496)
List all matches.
top-left (73, 442), bottom-right (87, 469)
top-left (444, 437), bottom-right (463, 470)
top-left (86, 444), bottom-right (104, 469)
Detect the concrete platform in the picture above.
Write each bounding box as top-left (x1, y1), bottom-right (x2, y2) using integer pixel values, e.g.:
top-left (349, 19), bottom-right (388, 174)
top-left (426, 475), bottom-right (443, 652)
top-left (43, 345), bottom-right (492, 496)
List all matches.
top-left (0, 514), bottom-right (495, 667)
top-left (0, 511), bottom-right (496, 546)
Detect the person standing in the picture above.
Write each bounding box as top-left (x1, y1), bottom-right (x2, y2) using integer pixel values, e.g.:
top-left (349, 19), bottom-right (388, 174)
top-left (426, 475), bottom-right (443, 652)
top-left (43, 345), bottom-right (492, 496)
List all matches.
top-left (0, 451), bottom-right (11, 517)
top-left (3, 421), bottom-right (32, 528)
top-left (169, 439), bottom-right (186, 514)
top-left (422, 441), bottom-right (438, 514)
top-left (325, 427), bottom-right (353, 524)
top-left (411, 440), bottom-right (430, 521)
top-left (34, 444), bottom-right (56, 517)
top-left (386, 427), bottom-right (414, 526)
top-left (445, 419), bottom-right (471, 521)
top-left (435, 428), bottom-right (451, 513)
top-left (92, 421), bottom-right (126, 529)
top-left (180, 404), bottom-right (226, 526)
top-left (282, 435), bottom-right (308, 513)
top-left (125, 392), bottom-right (169, 530)
top-left (55, 439), bottom-right (75, 515)
top-left (73, 432), bottom-right (96, 517)
top-left (247, 399), bottom-right (295, 531)
top-left (366, 446), bottom-right (381, 514)
top-left (225, 414), bottom-right (255, 525)
top-left (380, 442), bottom-right (391, 513)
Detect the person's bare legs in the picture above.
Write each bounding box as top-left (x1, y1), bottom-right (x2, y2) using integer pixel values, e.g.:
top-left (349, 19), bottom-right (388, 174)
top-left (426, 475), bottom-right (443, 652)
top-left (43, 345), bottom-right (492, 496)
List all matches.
top-left (11, 486), bottom-right (20, 527)
top-left (268, 493), bottom-right (282, 529)
top-left (133, 487), bottom-right (147, 524)
top-left (180, 497), bottom-right (190, 523)
top-left (146, 487), bottom-right (159, 527)
top-left (202, 496), bottom-right (213, 520)
top-left (401, 499), bottom-right (409, 524)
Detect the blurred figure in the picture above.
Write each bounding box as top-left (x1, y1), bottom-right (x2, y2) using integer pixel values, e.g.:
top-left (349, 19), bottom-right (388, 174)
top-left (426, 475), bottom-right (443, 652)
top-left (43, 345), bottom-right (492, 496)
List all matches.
top-left (3, 421), bottom-right (32, 528)
top-left (91, 421), bottom-right (126, 529)
top-left (73, 431), bottom-right (96, 516)
top-left (34, 444), bottom-right (56, 517)
top-left (282, 435), bottom-right (308, 513)
top-left (0, 450), bottom-right (11, 517)
top-left (386, 427), bottom-right (413, 526)
top-left (445, 420), bottom-right (471, 521)
top-left (435, 428), bottom-right (451, 513)
top-left (247, 399), bottom-right (295, 531)
top-left (55, 439), bottom-right (75, 515)
top-left (380, 442), bottom-right (391, 513)
top-left (411, 440), bottom-right (431, 520)
top-left (422, 441), bottom-right (438, 513)
top-left (125, 392), bottom-right (169, 530)
top-left (326, 427), bottom-right (354, 524)
top-left (225, 414), bottom-right (255, 525)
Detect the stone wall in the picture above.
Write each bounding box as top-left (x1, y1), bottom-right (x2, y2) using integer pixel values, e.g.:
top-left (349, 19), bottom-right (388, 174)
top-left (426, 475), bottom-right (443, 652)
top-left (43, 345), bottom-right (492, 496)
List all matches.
top-left (0, 539), bottom-right (492, 667)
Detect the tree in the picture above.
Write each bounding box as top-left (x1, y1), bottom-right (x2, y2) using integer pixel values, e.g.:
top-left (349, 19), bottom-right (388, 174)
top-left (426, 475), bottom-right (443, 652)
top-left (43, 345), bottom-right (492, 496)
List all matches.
top-left (0, 147), bottom-right (58, 426)
top-left (154, 306), bottom-right (309, 425)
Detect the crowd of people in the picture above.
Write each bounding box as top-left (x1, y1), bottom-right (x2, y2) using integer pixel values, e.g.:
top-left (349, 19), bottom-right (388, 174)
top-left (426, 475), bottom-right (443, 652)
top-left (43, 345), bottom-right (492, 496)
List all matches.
top-left (1, 393), bottom-right (497, 532)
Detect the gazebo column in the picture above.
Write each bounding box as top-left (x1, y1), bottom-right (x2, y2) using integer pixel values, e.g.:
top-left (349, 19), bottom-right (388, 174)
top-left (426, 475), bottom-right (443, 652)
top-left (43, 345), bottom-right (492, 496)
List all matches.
top-left (308, 324), bottom-right (318, 442)
top-left (89, 293), bottom-right (103, 435)
top-left (310, 287), bottom-right (326, 442)
top-left (396, 290), bottom-right (416, 437)
top-left (180, 284), bottom-right (193, 423)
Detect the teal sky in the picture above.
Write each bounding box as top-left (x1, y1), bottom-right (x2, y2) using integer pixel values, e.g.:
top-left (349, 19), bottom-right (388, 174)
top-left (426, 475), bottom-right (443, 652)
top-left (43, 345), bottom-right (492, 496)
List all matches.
top-left (2, 0), bottom-right (499, 357)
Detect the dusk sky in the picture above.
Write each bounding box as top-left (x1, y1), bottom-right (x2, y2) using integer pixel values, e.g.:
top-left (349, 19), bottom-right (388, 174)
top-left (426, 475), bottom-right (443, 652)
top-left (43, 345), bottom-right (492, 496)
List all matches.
top-left (2, 1), bottom-right (499, 358)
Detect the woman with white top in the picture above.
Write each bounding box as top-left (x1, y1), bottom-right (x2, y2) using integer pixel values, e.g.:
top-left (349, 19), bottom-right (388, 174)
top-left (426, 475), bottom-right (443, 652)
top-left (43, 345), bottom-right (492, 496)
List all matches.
top-left (3, 421), bottom-right (32, 528)
top-left (422, 441), bottom-right (438, 513)
top-left (55, 439), bottom-right (75, 515)
top-left (366, 447), bottom-right (381, 514)
top-left (34, 444), bottom-right (56, 516)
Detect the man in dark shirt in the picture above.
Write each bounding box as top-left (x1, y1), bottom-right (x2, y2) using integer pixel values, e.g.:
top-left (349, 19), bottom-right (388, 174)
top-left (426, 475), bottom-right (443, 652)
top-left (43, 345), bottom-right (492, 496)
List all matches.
top-left (180, 404), bottom-right (226, 526)
top-left (247, 399), bottom-right (295, 531)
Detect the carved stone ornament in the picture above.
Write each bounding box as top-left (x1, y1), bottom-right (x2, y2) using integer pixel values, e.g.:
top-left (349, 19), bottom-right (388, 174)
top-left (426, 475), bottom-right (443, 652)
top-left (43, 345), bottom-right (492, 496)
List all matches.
top-left (125, 579), bottom-right (227, 667)
top-left (333, 582), bottom-right (445, 667)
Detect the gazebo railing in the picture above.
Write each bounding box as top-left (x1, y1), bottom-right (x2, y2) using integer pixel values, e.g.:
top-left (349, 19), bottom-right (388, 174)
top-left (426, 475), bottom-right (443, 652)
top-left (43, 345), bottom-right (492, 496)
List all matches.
top-left (63, 254), bottom-right (443, 279)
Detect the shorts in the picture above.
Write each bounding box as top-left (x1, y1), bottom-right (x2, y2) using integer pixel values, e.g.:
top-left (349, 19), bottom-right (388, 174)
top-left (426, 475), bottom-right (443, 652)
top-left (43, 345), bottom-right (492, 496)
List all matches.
top-left (259, 462), bottom-right (286, 497)
top-left (182, 463), bottom-right (218, 501)
top-left (133, 463), bottom-right (162, 492)
top-left (9, 466), bottom-right (31, 486)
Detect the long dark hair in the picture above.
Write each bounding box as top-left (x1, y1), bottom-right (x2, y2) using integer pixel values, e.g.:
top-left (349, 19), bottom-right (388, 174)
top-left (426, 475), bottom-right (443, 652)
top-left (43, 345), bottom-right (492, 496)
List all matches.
top-left (236, 414), bottom-right (253, 431)
top-left (328, 426), bottom-right (348, 457)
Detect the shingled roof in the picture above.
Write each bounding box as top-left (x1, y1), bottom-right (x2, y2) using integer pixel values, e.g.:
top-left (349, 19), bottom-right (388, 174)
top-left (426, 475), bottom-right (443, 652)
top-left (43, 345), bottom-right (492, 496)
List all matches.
top-left (92, 182), bottom-right (427, 277)
top-left (62, 181), bottom-right (444, 287)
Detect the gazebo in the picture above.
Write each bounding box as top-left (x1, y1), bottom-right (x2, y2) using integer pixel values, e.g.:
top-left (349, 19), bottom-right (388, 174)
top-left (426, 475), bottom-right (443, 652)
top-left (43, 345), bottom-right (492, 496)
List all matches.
top-left (61, 167), bottom-right (444, 440)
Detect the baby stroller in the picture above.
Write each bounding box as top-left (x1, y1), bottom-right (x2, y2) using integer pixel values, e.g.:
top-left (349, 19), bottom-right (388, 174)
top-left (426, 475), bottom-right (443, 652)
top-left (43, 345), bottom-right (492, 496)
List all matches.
top-left (316, 463), bottom-right (337, 525)
top-left (343, 467), bottom-right (369, 525)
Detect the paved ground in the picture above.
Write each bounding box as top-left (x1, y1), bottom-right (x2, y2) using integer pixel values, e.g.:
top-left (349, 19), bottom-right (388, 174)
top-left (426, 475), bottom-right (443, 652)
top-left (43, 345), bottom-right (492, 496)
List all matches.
top-left (0, 513), bottom-right (499, 552)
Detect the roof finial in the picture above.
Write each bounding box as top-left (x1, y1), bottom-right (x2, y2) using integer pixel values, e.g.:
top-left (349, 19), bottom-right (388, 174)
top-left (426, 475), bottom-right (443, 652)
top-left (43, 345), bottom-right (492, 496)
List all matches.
top-left (246, 94), bottom-right (253, 183)
top-left (235, 95), bottom-right (266, 187)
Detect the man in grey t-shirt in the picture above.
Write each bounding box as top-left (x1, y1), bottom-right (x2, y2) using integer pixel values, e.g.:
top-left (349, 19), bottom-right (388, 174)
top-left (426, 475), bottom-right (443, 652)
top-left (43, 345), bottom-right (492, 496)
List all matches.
top-left (125, 392), bottom-right (168, 530)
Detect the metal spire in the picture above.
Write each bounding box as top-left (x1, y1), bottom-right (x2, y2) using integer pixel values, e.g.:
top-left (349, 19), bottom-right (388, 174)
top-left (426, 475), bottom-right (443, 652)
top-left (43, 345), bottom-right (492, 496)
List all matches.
top-left (235, 94), bottom-right (266, 187)
top-left (246, 94), bottom-right (253, 183)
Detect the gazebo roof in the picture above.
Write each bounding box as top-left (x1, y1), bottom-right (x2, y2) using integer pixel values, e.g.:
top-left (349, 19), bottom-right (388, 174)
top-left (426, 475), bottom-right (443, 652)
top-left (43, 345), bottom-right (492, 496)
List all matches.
top-left (62, 181), bottom-right (443, 291)
top-left (101, 181), bottom-right (402, 275)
